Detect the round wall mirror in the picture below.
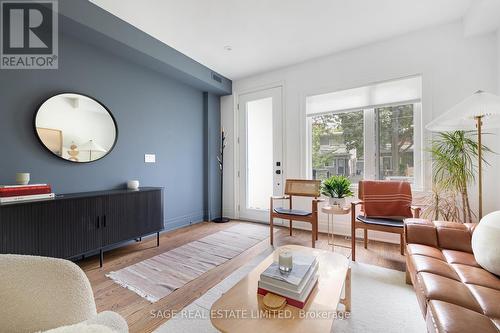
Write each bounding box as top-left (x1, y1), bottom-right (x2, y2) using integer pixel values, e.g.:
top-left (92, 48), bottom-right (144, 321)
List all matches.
top-left (34, 93), bottom-right (117, 163)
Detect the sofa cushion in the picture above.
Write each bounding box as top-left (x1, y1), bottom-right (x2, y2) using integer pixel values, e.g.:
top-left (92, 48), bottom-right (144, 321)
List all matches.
top-left (411, 255), bottom-right (460, 281)
top-left (426, 300), bottom-right (498, 333)
top-left (407, 244), bottom-right (446, 261)
top-left (435, 222), bottom-right (473, 253)
top-left (405, 220), bottom-right (439, 248)
top-left (419, 272), bottom-right (482, 313)
top-left (452, 264), bottom-right (500, 291)
top-left (466, 285), bottom-right (500, 319)
top-left (442, 250), bottom-right (480, 267)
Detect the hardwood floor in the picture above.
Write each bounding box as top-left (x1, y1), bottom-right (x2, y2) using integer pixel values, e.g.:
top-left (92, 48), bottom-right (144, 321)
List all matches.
top-left (79, 220), bottom-right (405, 333)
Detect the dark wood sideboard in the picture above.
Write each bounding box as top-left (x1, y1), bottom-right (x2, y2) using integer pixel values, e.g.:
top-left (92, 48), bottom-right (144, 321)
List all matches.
top-left (0, 187), bottom-right (164, 267)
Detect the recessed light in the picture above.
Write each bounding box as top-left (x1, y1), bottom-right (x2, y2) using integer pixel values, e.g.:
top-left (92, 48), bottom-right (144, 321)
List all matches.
top-left (224, 45), bottom-right (232, 51)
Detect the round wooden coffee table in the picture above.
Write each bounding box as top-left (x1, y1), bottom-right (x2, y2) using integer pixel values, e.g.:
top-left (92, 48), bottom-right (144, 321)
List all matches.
top-left (210, 245), bottom-right (351, 333)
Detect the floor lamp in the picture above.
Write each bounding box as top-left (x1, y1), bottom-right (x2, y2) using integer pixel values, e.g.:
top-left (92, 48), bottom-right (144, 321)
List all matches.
top-left (426, 90), bottom-right (500, 219)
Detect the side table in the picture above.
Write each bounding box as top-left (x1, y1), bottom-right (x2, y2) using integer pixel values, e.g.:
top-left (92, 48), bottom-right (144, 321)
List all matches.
top-left (321, 205), bottom-right (351, 253)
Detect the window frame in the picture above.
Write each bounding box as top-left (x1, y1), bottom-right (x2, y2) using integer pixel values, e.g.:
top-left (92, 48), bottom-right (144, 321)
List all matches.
top-left (306, 101), bottom-right (423, 189)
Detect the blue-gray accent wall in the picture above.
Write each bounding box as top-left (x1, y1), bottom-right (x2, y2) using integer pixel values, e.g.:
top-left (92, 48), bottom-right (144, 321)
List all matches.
top-left (0, 5), bottom-right (229, 230)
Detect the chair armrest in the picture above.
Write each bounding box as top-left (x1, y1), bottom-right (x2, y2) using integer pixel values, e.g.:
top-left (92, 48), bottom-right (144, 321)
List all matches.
top-left (271, 195), bottom-right (290, 200)
top-left (411, 206), bottom-right (421, 218)
top-left (351, 201), bottom-right (363, 207)
top-left (313, 198), bottom-right (325, 203)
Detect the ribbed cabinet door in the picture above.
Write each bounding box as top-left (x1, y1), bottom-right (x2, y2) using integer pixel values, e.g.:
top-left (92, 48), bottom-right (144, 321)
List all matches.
top-left (38, 198), bottom-right (101, 258)
top-left (141, 189), bottom-right (163, 234)
top-left (102, 193), bottom-right (138, 247)
top-left (0, 204), bottom-right (39, 255)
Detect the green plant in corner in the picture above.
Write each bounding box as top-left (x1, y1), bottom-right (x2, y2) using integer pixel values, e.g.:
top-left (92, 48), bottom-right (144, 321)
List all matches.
top-left (321, 175), bottom-right (354, 200)
top-left (428, 130), bottom-right (491, 223)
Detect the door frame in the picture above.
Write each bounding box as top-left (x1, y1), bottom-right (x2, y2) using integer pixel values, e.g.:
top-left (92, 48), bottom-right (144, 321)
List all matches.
top-left (233, 82), bottom-right (286, 223)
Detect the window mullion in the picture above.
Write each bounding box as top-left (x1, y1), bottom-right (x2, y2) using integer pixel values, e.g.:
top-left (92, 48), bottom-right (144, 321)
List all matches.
top-left (364, 108), bottom-right (376, 180)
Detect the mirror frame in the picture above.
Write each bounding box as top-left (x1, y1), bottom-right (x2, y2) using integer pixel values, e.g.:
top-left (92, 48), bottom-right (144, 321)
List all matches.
top-left (33, 92), bottom-right (119, 163)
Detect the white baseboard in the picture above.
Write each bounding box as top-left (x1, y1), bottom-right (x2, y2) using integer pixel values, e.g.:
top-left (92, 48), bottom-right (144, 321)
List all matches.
top-left (227, 216), bottom-right (401, 245)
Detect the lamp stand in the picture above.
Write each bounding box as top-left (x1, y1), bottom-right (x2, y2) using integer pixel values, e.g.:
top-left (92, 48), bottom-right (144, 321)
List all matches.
top-left (475, 116), bottom-right (483, 220)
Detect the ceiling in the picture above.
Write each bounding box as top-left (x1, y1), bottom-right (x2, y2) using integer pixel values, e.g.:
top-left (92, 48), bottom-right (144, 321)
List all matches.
top-left (90, 0), bottom-right (473, 80)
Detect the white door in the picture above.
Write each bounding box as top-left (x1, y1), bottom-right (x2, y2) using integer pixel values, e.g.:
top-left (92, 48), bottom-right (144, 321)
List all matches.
top-left (238, 86), bottom-right (283, 222)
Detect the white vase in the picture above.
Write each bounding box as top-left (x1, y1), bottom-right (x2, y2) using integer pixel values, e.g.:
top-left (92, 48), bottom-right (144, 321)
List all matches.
top-left (127, 180), bottom-right (140, 190)
top-left (329, 197), bottom-right (345, 207)
top-left (15, 173), bottom-right (30, 185)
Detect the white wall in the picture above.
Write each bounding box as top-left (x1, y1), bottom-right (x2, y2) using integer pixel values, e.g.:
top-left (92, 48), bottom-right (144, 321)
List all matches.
top-left (222, 21), bottom-right (498, 242)
top-left (498, 29), bottom-right (500, 94)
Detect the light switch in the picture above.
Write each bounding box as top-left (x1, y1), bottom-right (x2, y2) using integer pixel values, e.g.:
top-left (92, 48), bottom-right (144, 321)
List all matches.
top-left (145, 154), bottom-right (156, 163)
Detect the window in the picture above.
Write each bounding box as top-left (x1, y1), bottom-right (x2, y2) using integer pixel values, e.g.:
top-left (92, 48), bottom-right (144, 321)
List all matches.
top-left (376, 104), bottom-right (414, 181)
top-left (311, 111), bottom-right (364, 182)
top-left (306, 76), bottom-right (422, 187)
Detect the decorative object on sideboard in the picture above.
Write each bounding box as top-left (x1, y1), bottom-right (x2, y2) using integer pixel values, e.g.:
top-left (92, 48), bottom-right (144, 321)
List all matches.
top-left (67, 142), bottom-right (79, 162)
top-left (426, 90), bottom-right (500, 219)
top-left (212, 128), bottom-right (230, 223)
top-left (278, 251), bottom-right (293, 273)
top-left (34, 93), bottom-right (118, 163)
top-left (471, 210), bottom-right (500, 276)
top-left (0, 183), bottom-right (54, 204)
top-left (127, 180), bottom-right (140, 190)
top-left (320, 175), bottom-right (354, 207)
top-left (15, 172), bottom-right (30, 185)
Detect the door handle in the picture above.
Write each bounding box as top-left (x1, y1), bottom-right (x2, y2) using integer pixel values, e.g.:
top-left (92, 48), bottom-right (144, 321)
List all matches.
top-left (96, 216), bottom-right (100, 229)
top-left (103, 215), bottom-right (107, 228)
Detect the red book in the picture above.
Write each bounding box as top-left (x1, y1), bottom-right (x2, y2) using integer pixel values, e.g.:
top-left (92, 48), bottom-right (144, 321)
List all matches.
top-left (257, 280), bottom-right (317, 309)
top-left (0, 185), bottom-right (52, 197)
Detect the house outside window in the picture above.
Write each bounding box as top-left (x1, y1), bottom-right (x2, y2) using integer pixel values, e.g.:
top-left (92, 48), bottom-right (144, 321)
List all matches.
top-left (306, 76), bottom-right (422, 188)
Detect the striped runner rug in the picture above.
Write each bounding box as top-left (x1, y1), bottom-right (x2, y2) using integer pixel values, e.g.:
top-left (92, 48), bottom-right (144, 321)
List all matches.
top-left (106, 223), bottom-right (270, 302)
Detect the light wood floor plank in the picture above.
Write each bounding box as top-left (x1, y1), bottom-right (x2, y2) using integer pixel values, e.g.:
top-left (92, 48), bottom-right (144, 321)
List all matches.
top-left (79, 220), bottom-right (405, 333)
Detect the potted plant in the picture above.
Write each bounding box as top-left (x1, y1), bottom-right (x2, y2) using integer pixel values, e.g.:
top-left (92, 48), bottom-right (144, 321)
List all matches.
top-left (427, 130), bottom-right (491, 223)
top-left (320, 175), bottom-right (354, 207)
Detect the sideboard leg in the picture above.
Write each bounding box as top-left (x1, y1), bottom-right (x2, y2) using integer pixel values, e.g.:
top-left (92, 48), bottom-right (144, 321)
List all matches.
top-left (157, 232), bottom-right (160, 247)
top-left (99, 249), bottom-right (103, 268)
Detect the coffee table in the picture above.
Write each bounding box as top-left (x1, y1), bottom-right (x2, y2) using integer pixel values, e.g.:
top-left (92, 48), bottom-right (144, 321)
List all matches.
top-left (210, 245), bottom-right (351, 333)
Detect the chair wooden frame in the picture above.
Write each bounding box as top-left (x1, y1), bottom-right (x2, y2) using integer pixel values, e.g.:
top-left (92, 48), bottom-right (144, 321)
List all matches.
top-left (351, 201), bottom-right (421, 261)
top-left (270, 179), bottom-right (323, 248)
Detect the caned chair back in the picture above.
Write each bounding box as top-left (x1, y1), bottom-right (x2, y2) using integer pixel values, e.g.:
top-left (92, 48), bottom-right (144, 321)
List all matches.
top-left (284, 179), bottom-right (321, 197)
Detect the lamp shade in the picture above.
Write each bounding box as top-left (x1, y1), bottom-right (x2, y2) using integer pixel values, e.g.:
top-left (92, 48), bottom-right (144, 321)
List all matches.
top-left (426, 90), bottom-right (500, 131)
top-left (79, 139), bottom-right (107, 152)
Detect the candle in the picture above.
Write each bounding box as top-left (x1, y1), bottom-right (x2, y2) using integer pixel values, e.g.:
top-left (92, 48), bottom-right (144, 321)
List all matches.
top-left (279, 251), bottom-right (293, 273)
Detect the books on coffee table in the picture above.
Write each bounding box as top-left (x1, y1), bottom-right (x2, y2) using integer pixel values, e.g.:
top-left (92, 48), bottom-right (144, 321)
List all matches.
top-left (257, 253), bottom-right (318, 309)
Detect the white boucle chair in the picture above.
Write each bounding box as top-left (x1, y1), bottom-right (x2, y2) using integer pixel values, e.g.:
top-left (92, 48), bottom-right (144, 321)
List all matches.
top-left (0, 254), bottom-right (128, 333)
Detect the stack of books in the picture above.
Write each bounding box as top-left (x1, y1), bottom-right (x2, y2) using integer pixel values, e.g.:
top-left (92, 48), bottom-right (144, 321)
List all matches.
top-left (0, 184), bottom-right (55, 203)
top-left (258, 253), bottom-right (318, 309)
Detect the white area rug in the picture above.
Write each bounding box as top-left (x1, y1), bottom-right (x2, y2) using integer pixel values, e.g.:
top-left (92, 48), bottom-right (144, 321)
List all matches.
top-left (107, 224), bottom-right (269, 302)
top-left (155, 249), bottom-right (426, 333)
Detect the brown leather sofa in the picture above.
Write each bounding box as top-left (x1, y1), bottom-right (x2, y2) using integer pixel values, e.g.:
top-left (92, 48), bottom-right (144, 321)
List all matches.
top-left (405, 218), bottom-right (500, 333)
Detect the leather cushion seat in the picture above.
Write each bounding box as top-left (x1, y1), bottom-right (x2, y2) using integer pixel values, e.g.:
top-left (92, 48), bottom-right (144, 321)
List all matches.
top-left (357, 215), bottom-right (404, 227)
top-left (273, 207), bottom-right (311, 216)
